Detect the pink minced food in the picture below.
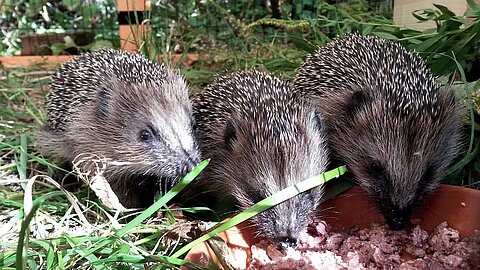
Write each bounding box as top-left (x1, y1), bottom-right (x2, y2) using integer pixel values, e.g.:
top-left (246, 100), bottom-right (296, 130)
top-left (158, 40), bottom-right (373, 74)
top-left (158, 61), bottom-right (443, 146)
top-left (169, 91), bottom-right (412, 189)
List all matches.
top-left (248, 222), bottom-right (479, 269)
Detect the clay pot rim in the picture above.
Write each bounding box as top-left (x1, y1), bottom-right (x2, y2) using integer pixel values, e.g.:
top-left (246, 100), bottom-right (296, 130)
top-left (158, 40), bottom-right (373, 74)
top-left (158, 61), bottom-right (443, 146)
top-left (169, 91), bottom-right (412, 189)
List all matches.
top-left (183, 184), bottom-right (480, 269)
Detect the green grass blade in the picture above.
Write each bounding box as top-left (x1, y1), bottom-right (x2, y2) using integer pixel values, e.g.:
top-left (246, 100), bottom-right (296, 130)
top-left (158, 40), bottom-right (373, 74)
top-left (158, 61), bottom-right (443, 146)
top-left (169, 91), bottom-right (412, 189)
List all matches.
top-left (82, 160), bottom-right (210, 259)
top-left (16, 191), bottom-right (64, 270)
top-left (63, 234), bottom-right (106, 270)
top-left (46, 242), bottom-right (55, 270)
top-left (444, 52), bottom-right (478, 180)
top-left (171, 165), bottom-right (347, 258)
top-left (94, 254), bottom-right (203, 269)
top-left (16, 134), bottom-right (28, 181)
top-left (115, 159), bottom-right (210, 237)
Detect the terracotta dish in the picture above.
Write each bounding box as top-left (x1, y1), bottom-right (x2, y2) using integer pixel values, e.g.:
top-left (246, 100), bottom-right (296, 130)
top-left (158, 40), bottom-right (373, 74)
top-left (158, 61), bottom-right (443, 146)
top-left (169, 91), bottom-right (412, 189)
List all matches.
top-left (183, 184), bottom-right (480, 269)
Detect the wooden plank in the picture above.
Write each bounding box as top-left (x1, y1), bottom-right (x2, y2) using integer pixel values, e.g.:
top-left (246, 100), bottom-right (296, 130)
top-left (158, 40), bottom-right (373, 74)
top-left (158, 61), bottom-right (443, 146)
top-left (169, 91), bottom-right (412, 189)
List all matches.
top-left (0, 54), bottom-right (203, 69)
top-left (119, 24), bottom-right (152, 51)
top-left (0, 55), bottom-right (73, 69)
top-left (116, 0), bottom-right (148, 12)
top-left (116, 0), bottom-right (150, 51)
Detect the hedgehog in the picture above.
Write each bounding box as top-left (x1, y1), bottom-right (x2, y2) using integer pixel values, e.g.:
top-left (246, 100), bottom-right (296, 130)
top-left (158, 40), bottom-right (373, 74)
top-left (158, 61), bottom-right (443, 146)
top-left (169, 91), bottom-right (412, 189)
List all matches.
top-left (36, 49), bottom-right (201, 208)
top-left (191, 71), bottom-right (329, 245)
top-left (293, 34), bottom-right (462, 230)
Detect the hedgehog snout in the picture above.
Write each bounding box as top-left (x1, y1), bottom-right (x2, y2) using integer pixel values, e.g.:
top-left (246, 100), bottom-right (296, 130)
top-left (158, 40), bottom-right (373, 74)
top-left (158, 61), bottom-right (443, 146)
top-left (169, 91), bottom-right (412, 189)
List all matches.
top-left (385, 214), bottom-right (409, 230)
top-left (257, 197), bottom-right (313, 248)
top-left (381, 203), bottom-right (413, 230)
top-left (275, 236), bottom-right (297, 251)
top-left (268, 220), bottom-right (303, 249)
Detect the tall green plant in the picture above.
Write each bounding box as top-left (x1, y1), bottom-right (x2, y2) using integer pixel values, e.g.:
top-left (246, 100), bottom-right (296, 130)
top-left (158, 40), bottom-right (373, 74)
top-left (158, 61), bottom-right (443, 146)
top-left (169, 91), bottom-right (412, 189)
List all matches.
top-left (403, 1), bottom-right (480, 77)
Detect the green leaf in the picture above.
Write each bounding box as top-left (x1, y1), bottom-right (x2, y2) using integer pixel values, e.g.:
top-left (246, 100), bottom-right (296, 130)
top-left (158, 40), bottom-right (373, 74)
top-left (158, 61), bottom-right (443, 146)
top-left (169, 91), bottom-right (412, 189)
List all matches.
top-left (15, 134), bottom-right (28, 180)
top-left (17, 191), bottom-right (65, 270)
top-left (362, 25), bottom-right (374, 35)
top-left (63, 36), bottom-right (77, 48)
top-left (467, 0), bottom-right (480, 10)
top-left (414, 34), bottom-right (445, 54)
top-left (433, 4), bottom-right (456, 17)
top-left (94, 254), bottom-right (202, 268)
top-left (287, 31), bottom-right (316, 52)
top-left (85, 40), bottom-right (114, 51)
top-left (115, 159), bottom-right (210, 237)
top-left (412, 10), bottom-right (430, 22)
top-left (27, 0), bottom-right (45, 16)
top-left (46, 242), bottom-right (55, 270)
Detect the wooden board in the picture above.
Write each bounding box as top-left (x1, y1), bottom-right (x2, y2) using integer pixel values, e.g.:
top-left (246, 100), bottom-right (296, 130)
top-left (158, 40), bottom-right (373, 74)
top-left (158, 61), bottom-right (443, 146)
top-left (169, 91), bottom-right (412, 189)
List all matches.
top-left (0, 54), bottom-right (202, 69)
top-left (116, 0), bottom-right (148, 12)
top-left (0, 55), bottom-right (73, 69)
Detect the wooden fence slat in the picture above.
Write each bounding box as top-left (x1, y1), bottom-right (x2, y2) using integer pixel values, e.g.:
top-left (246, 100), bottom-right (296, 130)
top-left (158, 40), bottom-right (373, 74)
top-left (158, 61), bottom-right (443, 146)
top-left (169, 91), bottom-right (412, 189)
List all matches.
top-left (116, 0), bottom-right (150, 51)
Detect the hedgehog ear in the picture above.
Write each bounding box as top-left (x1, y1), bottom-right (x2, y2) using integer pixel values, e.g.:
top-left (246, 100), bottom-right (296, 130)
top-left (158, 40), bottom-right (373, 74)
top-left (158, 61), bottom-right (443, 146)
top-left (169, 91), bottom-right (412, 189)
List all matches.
top-left (224, 119), bottom-right (238, 151)
top-left (347, 90), bottom-right (371, 118)
top-left (95, 85), bottom-right (111, 119)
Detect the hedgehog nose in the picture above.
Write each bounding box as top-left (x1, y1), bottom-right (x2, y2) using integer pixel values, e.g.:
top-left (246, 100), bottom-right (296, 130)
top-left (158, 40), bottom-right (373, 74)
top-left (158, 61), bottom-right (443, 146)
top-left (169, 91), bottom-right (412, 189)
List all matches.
top-left (181, 156), bottom-right (200, 176)
top-left (386, 216), bottom-right (408, 230)
top-left (275, 237), bottom-right (297, 251)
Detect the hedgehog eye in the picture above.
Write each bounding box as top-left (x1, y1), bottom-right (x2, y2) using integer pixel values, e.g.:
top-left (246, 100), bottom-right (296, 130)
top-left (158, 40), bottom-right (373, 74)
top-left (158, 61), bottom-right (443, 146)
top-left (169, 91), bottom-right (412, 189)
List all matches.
top-left (139, 129), bottom-right (153, 142)
top-left (367, 160), bottom-right (385, 179)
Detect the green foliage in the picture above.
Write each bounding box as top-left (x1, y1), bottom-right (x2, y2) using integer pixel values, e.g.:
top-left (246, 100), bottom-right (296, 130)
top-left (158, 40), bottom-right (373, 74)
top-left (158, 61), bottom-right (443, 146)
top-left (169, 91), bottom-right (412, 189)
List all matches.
top-left (0, 0), bottom-right (119, 55)
top-left (242, 0), bottom-right (479, 79)
top-left (50, 38), bottom-right (115, 55)
top-left (399, 2), bottom-right (480, 77)
top-left (3, 160), bottom-right (210, 269)
top-left (441, 59), bottom-right (480, 188)
top-left (150, 0), bottom-right (273, 44)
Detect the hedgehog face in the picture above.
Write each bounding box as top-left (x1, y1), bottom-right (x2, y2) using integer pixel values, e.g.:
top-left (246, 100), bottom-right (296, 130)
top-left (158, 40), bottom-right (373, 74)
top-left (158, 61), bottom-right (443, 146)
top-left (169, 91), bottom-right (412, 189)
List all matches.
top-left (192, 71), bottom-right (330, 243)
top-left (90, 79), bottom-right (201, 184)
top-left (40, 49), bottom-right (202, 208)
top-left (217, 107), bottom-right (329, 244)
top-left (324, 87), bottom-right (461, 230)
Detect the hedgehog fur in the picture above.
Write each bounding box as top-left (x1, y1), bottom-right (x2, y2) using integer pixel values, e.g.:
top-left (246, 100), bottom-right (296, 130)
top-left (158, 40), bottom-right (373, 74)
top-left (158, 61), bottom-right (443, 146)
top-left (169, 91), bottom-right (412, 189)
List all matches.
top-left (37, 49), bottom-right (201, 208)
top-left (293, 34), bottom-right (462, 229)
top-left (192, 71), bottom-right (329, 245)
